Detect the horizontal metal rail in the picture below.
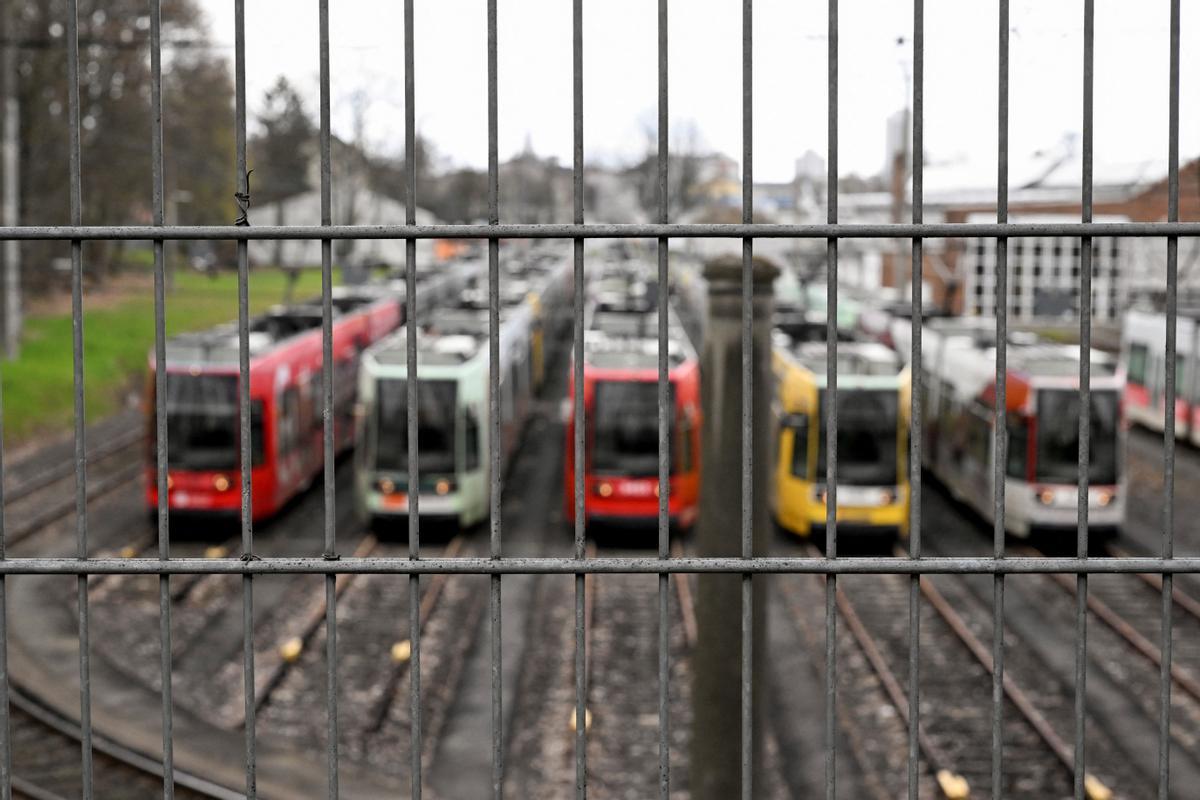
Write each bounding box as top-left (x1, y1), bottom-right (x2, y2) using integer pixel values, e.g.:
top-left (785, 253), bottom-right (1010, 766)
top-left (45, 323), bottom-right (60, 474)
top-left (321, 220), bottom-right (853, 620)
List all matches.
top-left (0, 222), bottom-right (1197, 241)
top-left (0, 556), bottom-right (1197, 576)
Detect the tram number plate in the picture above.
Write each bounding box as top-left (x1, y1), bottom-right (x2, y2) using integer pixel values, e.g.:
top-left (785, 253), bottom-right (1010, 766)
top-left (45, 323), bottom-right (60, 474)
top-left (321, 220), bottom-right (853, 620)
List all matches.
top-left (381, 492), bottom-right (408, 510)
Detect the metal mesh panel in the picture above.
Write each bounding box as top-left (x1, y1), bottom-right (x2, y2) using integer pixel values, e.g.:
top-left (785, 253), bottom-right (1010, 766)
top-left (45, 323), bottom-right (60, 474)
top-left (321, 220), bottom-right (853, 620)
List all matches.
top-left (0, 1), bottom-right (1190, 799)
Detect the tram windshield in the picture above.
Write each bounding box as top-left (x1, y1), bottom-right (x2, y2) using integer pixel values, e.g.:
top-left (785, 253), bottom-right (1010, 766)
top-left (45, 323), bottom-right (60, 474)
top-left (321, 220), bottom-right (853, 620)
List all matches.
top-left (591, 380), bottom-right (676, 477)
top-left (374, 379), bottom-right (458, 474)
top-left (161, 373), bottom-right (263, 470)
top-left (815, 389), bottom-right (899, 486)
top-left (1035, 389), bottom-right (1119, 485)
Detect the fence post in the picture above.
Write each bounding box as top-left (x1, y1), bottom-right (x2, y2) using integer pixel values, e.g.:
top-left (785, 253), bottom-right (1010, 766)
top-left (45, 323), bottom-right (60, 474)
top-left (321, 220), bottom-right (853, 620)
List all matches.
top-left (691, 252), bottom-right (777, 798)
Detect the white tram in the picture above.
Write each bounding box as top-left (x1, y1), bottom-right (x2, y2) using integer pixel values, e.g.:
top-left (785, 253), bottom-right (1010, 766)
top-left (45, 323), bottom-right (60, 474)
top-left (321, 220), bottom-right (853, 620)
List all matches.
top-left (897, 318), bottom-right (1125, 537)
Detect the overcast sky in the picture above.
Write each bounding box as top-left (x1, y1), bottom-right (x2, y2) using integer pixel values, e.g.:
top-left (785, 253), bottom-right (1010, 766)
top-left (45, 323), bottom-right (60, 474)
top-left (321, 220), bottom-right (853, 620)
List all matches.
top-left (197, 0), bottom-right (1197, 186)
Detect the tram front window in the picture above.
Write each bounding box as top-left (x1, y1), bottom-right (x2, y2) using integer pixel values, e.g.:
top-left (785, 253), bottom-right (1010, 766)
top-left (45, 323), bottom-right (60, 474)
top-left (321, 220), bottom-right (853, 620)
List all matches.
top-left (591, 380), bottom-right (675, 477)
top-left (816, 389), bottom-right (899, 486)
top-left (162, 373), bottom-right (263, 470)
top-left (1035, 389), bottom-right (1118, 485)
top-left (375, 379), bottom-right (458, 474)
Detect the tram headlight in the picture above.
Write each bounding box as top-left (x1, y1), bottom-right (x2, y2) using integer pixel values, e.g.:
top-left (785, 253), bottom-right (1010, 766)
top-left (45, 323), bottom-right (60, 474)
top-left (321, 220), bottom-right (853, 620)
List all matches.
top-left (435, 479), bottom-right (454, 496)
top-left (880, 489), bottom-right (895, 506)
top-left (212, 474), bottom-right (231, 492)
top-left (378, 477), bottom-right (396, 495)
top-left (1096, 490), bottom-right (1114, 507)
top-left (1038, 489), bottom-right (1056, 506)
top-left (596, 482), bottom-right (614, 498)
top-left (166, 474), bottom-right (174, 491)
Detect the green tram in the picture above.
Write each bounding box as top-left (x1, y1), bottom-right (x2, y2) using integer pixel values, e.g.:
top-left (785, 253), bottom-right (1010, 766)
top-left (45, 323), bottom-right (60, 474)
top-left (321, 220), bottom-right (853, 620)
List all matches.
top-left (356, 260), bottom-right (568, 528)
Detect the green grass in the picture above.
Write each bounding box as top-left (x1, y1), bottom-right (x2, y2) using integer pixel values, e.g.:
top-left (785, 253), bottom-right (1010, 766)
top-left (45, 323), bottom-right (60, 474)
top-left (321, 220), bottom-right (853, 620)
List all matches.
top-left (2, 267), bottom-right (334, 445)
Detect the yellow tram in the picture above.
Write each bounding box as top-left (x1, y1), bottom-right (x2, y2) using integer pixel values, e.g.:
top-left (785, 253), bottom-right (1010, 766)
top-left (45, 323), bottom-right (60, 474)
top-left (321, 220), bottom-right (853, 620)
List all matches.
top-left (772, 339), bottom-right (911, 539)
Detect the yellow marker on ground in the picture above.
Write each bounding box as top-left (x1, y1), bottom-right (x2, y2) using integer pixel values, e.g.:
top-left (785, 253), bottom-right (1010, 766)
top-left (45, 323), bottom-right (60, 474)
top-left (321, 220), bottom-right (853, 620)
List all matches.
top-left (936, 769), bottom-right (969, 799)
top-left (119, 546), bottom-right (138, 559)
top-left (279, 637), bottom-right (303, 663)
top-left (391, 640), bottom-right (412, 663)
top-left (1084, 774), bottom-right (1112, 800)
top-left (568, 707), bottom-right (592, 733)
top-left (204, 545), bottom-right (228, 559)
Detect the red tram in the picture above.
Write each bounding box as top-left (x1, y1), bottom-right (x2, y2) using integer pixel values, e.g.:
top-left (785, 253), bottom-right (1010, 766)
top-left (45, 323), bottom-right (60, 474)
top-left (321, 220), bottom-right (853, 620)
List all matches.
top-left (145, 287), bottom-right (401, 521)
top-left (563, 296), bottom-right (701, 532)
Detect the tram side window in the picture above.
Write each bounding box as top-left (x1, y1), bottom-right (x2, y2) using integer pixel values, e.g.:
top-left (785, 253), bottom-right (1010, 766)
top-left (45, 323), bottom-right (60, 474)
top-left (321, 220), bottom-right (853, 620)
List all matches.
top-left (1006, 414), bottom-right (1027, 479)
top-left (464, 406), bottom-right (481, 471)
top-left (1127, 343), bottom-right (1148, 386)
top-left (787, 414), bottom-right (810, 479)
top-left (676, 414), bottom-right (694, 473)
top-left (280, 387), bottom-right (301, 456)
top-left (966, 410), bottom-right (990, 466)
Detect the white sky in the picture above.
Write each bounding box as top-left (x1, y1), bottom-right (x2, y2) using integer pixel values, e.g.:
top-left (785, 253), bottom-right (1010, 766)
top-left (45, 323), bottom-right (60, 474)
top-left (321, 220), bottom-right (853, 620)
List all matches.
top-left (197, 0), bottom-right (1198, 185)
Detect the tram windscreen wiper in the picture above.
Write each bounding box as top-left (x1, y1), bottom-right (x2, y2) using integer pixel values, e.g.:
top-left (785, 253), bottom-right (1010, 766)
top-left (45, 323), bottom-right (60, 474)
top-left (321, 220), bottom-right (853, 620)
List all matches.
top-left (591, 380), bottom-right (675, 477)
top-left (817, 389), bottom-right (899, 486)
top-left (374, 379), bottom-right (458, 474)
top-left (1035, 389), bottom-right (1119, 485)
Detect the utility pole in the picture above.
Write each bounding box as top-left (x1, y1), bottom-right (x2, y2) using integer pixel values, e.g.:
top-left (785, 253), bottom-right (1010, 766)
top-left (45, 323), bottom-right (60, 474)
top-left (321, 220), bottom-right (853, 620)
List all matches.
top-left (691, 252), bottom-right (777, 799)
top-left (0, 1), bottom-right (21, 359)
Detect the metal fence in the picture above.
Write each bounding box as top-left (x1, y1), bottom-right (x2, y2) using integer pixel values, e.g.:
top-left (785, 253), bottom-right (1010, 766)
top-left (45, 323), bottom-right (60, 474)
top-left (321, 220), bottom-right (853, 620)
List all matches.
top-left (0, 0), bottom-right (1194, 799)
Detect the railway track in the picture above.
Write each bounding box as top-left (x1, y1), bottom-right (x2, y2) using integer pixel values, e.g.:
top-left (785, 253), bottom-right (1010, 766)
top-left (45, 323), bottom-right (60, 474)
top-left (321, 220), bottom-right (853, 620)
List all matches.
top-left (784, 541), bottom-right (1141, 798)
top-left (7, 685), bottom-right (236, 800)
top-left (4, 428), bottom-right (143, 548)
top-left (254, 530), bottom-right (488, 779)
top-left (1016, 541), bottom-right (1200, 755)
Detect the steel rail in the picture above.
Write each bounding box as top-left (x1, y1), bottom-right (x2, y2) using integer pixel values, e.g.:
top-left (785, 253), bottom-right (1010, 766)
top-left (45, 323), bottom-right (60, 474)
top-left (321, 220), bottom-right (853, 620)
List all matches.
top-left (1035, 561), bottom-right (1200, 705)
top-left (914, 568), bottom-right (1111, 799)
top-left (669, 541), bottom-right (697, 649)
top-left (7, 687), bottom-right (240, 800)
top-left (2, 430), bottom-right (141, 505)
top-left (777, 572), bottom-right (893, 800)
top-left (7, 462), bottom-right (142, 547)
top-left (0, 222), bottom-right (1198, 241)
top-left (1106, 544), bottom-right (1200, 624)
top-left (366, 535), bottom-right (469, 734)
top-left (806, 545), bottom-right (968, 799)
top-left (226, 533), bottom-right (381, 727)
top-left (0, 555), bottom-right (1195, 576)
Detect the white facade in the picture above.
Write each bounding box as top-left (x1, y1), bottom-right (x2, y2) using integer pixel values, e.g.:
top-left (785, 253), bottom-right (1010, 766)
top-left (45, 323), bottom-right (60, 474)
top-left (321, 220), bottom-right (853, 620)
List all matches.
top-left (961, 213), bottom-right (1130, 322)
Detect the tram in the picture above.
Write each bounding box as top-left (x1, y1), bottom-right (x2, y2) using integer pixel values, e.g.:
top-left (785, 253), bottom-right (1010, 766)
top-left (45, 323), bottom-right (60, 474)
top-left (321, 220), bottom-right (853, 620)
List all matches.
top-left (562, 289), bottom-right (701, 532)
top-left (355, 258), bottom-right (570, 528)
top-left (771, 338), bottom-right (911, 538)
top-left (145, 286), bottom-right (401, 520)
top-left (909, 319), bottom-right (1126, 537)
top-left (1121, 308), bottom-right (1199, 444)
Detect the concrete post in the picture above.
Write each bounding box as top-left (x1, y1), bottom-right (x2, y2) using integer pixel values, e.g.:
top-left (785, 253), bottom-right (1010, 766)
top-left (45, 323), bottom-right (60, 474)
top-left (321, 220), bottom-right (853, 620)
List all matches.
top-left (691, 253), bottom-right (777, 799)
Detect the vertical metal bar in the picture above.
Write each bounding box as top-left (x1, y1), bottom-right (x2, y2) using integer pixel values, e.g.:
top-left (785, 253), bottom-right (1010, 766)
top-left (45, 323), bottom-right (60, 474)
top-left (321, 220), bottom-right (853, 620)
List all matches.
top-left (1074, 4), bottom-right (1094, 797)
top-left (0, 386), bottom-right (7, 800)
top-left (572, 0), bottom-right (586, 796)
top-left (824, 2), bottom-right (838, 798)
top-left (1159, 2), bottom-right (1180, 797)
top-left (907, 3), bottom-right (923, 798)
top-left (655, 0), bottom-right (670, 796)
top-left (0, 284), bottom-right (9, 800)
top-left (232, 0), bottom-right (255, 794)
top-left (149, 0), bottom-right (173, 795)
top-left (64, 0), bottom-right (92, 793)
top-left (993, 1), bottom-right (1009, 796)
top-left (403, 0), bottom-right (422, 795)
top-left (317, 1), bottom-right (338, 796)
top-left (740, 0), bottom-right (754, 797)
top-left (487, 0), bottom-right (503, 796)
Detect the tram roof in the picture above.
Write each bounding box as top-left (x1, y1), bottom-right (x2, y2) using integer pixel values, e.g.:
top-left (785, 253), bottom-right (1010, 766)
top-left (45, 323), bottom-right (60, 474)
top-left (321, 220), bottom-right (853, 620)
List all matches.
top-left (162, 289), bottom-right (387, 367)
top-left (782, 339), bottom-right (904, 379)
